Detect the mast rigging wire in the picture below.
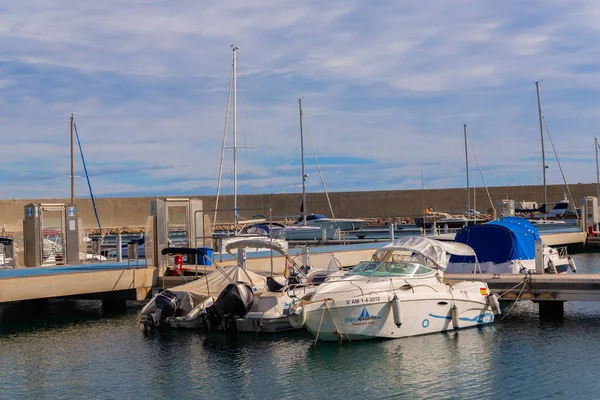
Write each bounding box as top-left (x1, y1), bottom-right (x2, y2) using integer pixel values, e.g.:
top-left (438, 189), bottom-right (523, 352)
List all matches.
top-left (73, 122), bottom-right (102, 237)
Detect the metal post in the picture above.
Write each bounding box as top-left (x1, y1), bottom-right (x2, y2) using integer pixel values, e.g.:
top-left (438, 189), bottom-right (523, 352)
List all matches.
top-left (535, 238), bottom-right (544, 274)
top-left (117, 233), bottom-right (122, 262)
top-left (389, 223), bottom-right (394, 241)
top-left (302, 246), bottom-right (310, 267)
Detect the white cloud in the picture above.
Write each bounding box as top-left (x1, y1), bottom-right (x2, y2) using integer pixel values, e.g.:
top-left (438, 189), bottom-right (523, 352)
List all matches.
top-left (0, 0), bottom-right (599, 200)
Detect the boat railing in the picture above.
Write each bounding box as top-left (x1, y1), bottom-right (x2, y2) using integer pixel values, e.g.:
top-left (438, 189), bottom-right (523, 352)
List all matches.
top-left (557, 246), bottom-right (569, 259)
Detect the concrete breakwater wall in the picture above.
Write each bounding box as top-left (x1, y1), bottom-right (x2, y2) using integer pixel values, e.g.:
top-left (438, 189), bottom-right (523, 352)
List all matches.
top-left (0, 183), bottom-right (596, 231)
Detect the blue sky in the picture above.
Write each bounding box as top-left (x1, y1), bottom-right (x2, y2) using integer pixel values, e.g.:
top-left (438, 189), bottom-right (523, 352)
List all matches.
top-left (1, 0), bottom-right (600, 199)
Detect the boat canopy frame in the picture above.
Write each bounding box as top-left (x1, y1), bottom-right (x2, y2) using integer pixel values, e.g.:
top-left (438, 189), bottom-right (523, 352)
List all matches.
top-left (373, 236), bottom-right (477, 271)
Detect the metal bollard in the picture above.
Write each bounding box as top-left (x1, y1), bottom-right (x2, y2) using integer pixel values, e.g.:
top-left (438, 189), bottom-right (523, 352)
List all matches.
top-left (117, 234), bottom-right (122, 262)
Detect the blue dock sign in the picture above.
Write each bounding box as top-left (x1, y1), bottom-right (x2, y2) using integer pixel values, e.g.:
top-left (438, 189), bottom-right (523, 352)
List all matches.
top-left (68, 207), bottom-right (75, 217)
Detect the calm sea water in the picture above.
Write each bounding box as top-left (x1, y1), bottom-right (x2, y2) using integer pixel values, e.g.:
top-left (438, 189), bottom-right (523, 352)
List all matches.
top-left (2, 253), bottom-right (600, 400)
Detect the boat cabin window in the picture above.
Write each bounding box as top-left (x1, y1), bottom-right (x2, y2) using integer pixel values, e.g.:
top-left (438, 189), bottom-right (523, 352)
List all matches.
top-left (349, 261), bottom-right (379, 275)
top-left (414, 265), bottom-right (434, 275)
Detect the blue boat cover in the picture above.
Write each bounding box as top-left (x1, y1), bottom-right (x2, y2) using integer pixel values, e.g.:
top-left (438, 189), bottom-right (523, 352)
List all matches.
top-left (449, 216), bottom-right (541, 263)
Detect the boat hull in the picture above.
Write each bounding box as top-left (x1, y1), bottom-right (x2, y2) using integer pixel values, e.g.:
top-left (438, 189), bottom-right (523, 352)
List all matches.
top-left (236, 315), bottom-right (296, 333)
top-left (303, 292), bottom-right (493, 341)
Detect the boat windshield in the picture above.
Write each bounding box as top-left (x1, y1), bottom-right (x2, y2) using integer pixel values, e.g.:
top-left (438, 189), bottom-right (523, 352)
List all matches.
top-left (348, 261), bottom-right (433, 277)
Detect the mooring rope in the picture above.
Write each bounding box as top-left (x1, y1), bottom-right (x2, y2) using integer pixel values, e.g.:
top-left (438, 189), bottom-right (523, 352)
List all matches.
top-left (500, 275), bottom-right (530, 320)
top-left (314, 301), bottom-right (329, 348)
top-left (331, 299), bottom-right (350, 342)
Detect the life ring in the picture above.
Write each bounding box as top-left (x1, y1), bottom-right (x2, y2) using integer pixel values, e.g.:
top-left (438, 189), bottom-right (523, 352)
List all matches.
top-left (288, 306), bottom-right (306, 328)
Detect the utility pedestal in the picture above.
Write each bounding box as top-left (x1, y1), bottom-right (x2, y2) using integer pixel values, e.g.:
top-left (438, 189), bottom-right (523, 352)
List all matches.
top-left (65, 204), bottom-right (79, 265)
top-left (23, 203), bottom-right (80, 267)
top-left (534, 238), bottom-right (544, 274)
top-left (23, 204), bottom-right (41, 267)
top-left (150, 198), bottom-right (205, 268)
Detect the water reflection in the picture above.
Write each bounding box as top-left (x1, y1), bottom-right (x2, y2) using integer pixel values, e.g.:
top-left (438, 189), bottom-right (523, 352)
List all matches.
top-left (0, 253), bottom-right (599, 399)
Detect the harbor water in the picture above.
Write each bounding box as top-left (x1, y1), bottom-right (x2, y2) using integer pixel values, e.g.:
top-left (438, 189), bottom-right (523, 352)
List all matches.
top-left (2, 253), bottom-right (600, 399)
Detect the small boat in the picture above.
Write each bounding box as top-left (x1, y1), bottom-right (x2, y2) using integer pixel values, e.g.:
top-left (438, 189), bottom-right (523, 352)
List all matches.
top-left (218, 237), bottom-right (343, 333)
top-left (140, 238), bottom-right (341, 333)
top-left (139, 246), bottom-right (269, 331)
top-left (288, 236), bottom-right (498, 341)
top-left (270, 100), bottom-right (364, 241)
top-left (446, 216), bottom-right (576, 274)
top-left (414, 211), bottom-right (484, 230)
top-left (236, 251), bottom-right (343, 333)
top-left (0, 237), bottom-right (15, 268)
top-left (296, 213), bottom-right (364, 231)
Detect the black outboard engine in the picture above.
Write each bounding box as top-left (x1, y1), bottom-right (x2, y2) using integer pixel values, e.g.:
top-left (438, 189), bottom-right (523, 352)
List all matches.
top-left (202, 283), bottom-right (255, 335)
top-left (147, 290), bottom-right (180, 329)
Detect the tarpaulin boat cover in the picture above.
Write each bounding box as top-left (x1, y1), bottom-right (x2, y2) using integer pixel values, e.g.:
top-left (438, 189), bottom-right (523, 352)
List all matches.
top-left (144, 266), bottom-right (268, 314)
top-left (450, 216), bottom-right (541, 264)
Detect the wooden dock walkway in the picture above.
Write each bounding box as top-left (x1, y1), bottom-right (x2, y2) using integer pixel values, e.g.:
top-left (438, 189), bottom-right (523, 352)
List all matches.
top-left (0, 262), bottom-right (158, 304)
top-left (445, 273), bottom-right (600, 302)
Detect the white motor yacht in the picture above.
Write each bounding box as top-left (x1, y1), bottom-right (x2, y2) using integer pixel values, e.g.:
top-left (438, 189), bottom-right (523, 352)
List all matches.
top-left (288, 236), bottom-right (499, 341)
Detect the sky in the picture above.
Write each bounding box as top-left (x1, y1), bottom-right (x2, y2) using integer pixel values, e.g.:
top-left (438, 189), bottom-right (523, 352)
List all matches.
top-left (1, 0), bottom-right (600, 200)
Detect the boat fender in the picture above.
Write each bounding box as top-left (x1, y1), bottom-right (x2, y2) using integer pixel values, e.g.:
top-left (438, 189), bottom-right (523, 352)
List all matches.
top-left (451, 304), bottom-right (459, 330)
top-left (568, 256), bottom-right (577, 273)
top-left (391, 295), bottom-right (402, 328)
top-left (288, 306), bottom-right (306, 329)
top-left (487, 293), bottom-right (502, 317)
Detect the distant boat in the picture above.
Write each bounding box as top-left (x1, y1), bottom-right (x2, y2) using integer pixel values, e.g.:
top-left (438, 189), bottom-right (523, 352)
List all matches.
top-left (447, 217), bottom-right (576, 274)
top-left (270, 99), bottom-right (364, 241)
top-left (508, 83), bottom-right (579, 225)
top-left (0, 237), bottom-right (14, 268)
top-left (292, 213), bottom-right (364, 231)
top-left (414, 211), bottom-right (486, 230)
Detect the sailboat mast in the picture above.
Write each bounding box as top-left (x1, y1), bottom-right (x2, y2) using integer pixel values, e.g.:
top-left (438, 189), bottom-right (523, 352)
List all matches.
top-left (535, 81), bottom-right (547, 217)
top-left (70, 114), bottom-right (75, 204)
top-left (464, 124), bottom-right (470, 214)
top-left (232, 45), bottom-right (239, 231)
top-left (299, 98), bottom-right (307, 226)
top-left (421, 170), bottom-right (425, 214)
top-left (594, 138), bottom-right (600, 199)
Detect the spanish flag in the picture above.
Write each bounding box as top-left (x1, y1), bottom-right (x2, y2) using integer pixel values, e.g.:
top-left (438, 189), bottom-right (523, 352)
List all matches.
top-left (480, 287), bottom-right (488, 296)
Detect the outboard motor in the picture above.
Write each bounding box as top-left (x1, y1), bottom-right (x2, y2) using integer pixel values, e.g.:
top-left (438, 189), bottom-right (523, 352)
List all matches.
top-left (146, 290), bottom-right (180, 330)
top-left (202, 282), bottom-right (255, 335)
